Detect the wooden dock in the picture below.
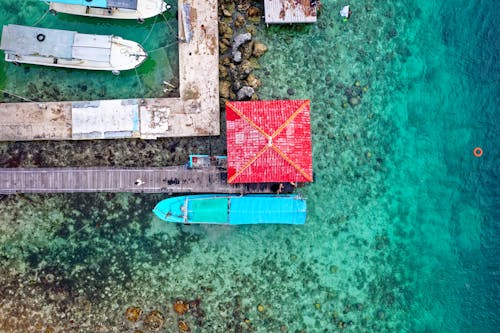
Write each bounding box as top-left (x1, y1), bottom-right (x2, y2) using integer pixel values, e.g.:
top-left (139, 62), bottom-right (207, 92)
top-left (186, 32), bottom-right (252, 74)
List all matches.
top-left (0, 167), bottom-right (275, 194)
top-left (264, 0), bottom-right (318, 24)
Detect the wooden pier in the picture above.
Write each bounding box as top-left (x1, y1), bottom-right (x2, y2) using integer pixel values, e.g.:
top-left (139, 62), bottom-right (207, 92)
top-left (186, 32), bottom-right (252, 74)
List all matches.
top-left (0, 167), bottom-right (275, 194)
top-left (264, 0), bottom-right (318, 24)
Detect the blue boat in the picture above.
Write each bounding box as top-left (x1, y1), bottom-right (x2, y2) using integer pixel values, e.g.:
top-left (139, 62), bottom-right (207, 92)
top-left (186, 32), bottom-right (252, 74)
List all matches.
top-left (153, 194), bottom-right (307, 225)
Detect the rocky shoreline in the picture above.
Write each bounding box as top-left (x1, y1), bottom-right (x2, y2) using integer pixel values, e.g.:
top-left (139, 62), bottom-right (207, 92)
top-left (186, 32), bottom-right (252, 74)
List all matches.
top-left (218, 0), bottom-right (267, 102)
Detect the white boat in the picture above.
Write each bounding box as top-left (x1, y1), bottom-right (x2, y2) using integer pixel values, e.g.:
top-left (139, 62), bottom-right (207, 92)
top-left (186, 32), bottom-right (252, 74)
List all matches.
top-left (44, 0), bottom-right (169, 21)
top-left (0, 24), bottom-right (148, 74)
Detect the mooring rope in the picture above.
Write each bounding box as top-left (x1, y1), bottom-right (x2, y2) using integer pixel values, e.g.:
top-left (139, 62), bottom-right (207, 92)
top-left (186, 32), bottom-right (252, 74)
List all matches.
top-left (160, 12), bottom-right (176, 36)
top-left (0, 89), bottom-right (34, 102)
top-left (146, 40), bottom-right (179, 54)
top-left (141, 15), bottom-right (158, 45)
top-left (134, 68), bottom-right (146, 97)
top-left (32, 9), bottom-right (50, 27)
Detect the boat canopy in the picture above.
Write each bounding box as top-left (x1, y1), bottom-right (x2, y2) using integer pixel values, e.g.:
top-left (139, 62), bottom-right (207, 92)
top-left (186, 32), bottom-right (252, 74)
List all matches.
top-left (0, 25), bottom-right (112, 62)
top-left (0, 25), bottom-right (75, 59)
top-left (228, 195), bottom-right (306, 225)
top-left (46, 0), bottom-right (138, 10)
top-left (72, 33), bottom-right (111, 62)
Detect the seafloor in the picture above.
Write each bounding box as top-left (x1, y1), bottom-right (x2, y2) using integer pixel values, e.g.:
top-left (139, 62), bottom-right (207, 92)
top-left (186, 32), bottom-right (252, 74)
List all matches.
top-left (0, 0), bottom-right (498, 332)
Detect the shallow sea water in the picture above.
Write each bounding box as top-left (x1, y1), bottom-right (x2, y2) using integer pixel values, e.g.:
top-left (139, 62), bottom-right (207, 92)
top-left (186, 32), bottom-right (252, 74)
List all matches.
top-left (0, 0), bottom-right (498, 332)
top-left (0, 0), bottom-right (179, 102)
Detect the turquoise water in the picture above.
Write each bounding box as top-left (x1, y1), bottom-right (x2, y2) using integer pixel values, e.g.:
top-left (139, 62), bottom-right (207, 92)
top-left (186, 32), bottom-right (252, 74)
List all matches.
top-left (0, 0), bottom-right (178, 102)
top-left (0, 0), bottom-right (498, 332)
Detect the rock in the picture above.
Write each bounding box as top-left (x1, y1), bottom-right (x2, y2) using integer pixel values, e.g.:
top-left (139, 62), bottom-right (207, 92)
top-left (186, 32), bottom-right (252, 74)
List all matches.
top-left (174, 300), bottom-right (189, 315)
top-left (234, 14), bottom-right (246, 29)
top-left (233, 33), bottom-right (252, 50)
top-left (232, 33), bottom-right (252, 63)
top-left (376, 309), bottom-right (386, 320)
top-left (219, 42), bottom-right (228, 54)
top-left (143, 310), bottom-right (165, 332)
top-left (247, 6), bottom-right (261, 17)
top-left (222, 9), bottom-right (232, 17)
top-left (252, 42), bottom-right (268, 57)
top-left (257, 304), bottom-right (265, 312)
top-left (287, 88), bottom-right (295, 96)
top-left (219, 65), bottom-right (228, 79)
top-left (219, 81), bottom-right (231, 98)
top-left (246, 74), bottom-right (261, 89)
top-left (349, 97), bottom-right (360, 106)
top-left (233, 51), bottom-right (242, 63)
top-left (125, 306), bottom-right (142, 322)
top-left (178, 320), bottom-right (191, 332)
top-left (237, 86), bottom-right (255, 100)
top-left (239, 60), bottom-right (253, 75)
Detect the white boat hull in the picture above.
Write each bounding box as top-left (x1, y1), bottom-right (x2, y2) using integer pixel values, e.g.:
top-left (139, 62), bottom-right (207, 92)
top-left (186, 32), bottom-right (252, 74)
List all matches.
top-left (4, 36), bottom-right (147, 72)
top-left (49, 0), bottom-right (167, 20)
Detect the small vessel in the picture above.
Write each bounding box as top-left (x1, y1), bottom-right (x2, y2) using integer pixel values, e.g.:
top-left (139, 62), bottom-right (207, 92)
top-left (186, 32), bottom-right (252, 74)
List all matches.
top-left (44, 0), bottom-right (169, 21)
top-left (0, 24), bottom-right (147, 74)
top-left (153, 194), bottom-right (307, 225)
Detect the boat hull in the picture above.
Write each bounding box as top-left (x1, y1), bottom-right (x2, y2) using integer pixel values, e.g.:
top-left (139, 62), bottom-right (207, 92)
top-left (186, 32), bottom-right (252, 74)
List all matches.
top-left (1, 25), bottom-right (147, 72)
top-left (153, 194), bottom-right (307, 225)
top-left (49, 0), bottom-right (167, 20)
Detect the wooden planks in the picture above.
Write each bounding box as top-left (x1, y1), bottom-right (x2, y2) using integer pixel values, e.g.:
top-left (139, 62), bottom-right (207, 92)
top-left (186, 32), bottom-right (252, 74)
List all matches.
top-left (264, 0), bottom-right (318, 24)
top-left (0, 167), bottom-right (275, 194)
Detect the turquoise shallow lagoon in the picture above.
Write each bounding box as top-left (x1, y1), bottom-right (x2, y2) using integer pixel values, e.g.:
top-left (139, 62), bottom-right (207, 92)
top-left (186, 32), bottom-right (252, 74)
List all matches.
top-left (0, 0), bottom-right (498, 332)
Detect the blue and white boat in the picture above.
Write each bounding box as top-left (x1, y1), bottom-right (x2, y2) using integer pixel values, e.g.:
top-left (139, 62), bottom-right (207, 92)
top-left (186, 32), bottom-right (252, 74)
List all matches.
top-left (44, 0), bottom-right (169, 21)
top-left (153, 194), bottom-right (307, 225)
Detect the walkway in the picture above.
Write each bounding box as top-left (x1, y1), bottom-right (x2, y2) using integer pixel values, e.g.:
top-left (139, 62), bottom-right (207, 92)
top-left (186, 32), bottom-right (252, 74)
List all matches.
top-left (0, 167), bottom-right (275, 194)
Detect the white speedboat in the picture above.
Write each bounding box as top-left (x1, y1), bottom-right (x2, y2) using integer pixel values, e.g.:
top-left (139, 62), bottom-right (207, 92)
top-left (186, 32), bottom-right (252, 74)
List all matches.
top-left (44, 0), bottom-right (169, 21)
top-left (0, 24), bottom-right (148, 74)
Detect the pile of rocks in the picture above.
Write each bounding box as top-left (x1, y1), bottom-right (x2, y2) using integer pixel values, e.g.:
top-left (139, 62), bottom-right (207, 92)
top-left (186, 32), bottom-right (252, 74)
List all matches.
top-left (218, 0), bottom-right (268, 102)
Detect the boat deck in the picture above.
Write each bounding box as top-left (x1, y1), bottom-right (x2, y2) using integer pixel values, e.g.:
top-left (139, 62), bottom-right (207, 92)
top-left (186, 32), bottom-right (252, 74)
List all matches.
top-left (0, 0), bottom-right (219, 141)
top-left (0, 167), bottom-right (279, 194)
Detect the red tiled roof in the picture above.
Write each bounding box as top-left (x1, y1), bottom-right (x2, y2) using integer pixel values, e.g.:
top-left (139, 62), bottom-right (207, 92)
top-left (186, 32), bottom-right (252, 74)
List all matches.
top-left (226, 100), bottom-right (313, 183)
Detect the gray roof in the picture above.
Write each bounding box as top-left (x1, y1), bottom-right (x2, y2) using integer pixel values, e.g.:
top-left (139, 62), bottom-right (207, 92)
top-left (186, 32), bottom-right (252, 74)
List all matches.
top-left (108, 0), bottom-right (138, 10)
top-left (1, 24), bottom-right (75, 59)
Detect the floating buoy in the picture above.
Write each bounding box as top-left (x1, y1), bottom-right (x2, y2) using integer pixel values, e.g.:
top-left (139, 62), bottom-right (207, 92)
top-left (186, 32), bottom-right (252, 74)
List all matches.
top-left (473, 147), bottom-right (483, 157)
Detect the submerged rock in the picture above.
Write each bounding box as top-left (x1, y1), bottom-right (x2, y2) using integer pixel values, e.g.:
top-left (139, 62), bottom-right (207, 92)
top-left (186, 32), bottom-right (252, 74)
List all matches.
top-left (252, 42), bottom-right (268, 57)
top-left (173, 300), bottom-right (189, 315)
top-left (143, 310), bottom-right (165, 332)
top-left (125, 306), bottom-right (142, 322)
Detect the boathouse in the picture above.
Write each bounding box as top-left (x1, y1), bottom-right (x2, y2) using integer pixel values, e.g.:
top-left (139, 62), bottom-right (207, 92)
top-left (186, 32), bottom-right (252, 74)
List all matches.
top-left (225, 100), bottom-right (313, 184)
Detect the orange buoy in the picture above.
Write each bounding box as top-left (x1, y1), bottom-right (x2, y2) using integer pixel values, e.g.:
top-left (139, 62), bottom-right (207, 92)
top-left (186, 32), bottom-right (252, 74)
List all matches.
top-left (473, 147), bottom-right (483, 157)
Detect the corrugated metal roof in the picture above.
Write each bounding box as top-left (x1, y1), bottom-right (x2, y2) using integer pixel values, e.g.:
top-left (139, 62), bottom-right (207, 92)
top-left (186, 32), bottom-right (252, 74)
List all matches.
top-left (226, 100), bottom-right (313, 183)
top-left (0, 24), bottom-right (75, 59)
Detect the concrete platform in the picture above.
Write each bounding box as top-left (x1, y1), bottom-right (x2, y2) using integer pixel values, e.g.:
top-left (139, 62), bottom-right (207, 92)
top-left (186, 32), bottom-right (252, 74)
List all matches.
top-left (0, 0), bottom-right (219, 141)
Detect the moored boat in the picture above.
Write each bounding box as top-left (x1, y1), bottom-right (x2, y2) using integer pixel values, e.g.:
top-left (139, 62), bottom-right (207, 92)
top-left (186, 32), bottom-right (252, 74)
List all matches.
top-left (44, 0), bottom-right (169, 21)
top-left (0, 24), bottom-right (147, 74)
top-left (153, 194), bottom-right (307, 225)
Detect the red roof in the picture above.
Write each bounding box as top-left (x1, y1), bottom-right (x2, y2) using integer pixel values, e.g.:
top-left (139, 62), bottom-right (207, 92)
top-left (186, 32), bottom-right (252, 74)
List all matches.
top-left (226, 100), bottom-right (313, 183)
